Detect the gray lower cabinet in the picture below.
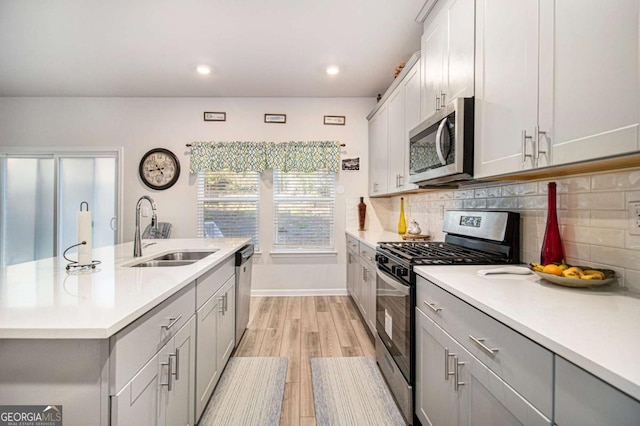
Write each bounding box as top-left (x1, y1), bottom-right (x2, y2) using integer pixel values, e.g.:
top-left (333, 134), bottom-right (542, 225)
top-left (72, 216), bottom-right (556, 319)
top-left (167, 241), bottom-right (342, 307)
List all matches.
top-left (346, 235), bottom-right (377, 335)
top-left (555, 356), bottom-right (640, 426)
top-left (195, 275), bottom-right (236, 422)
top-left (112, 316), bottom-right (196, 426)
top-left (416, 308), bottom-right (551, 426)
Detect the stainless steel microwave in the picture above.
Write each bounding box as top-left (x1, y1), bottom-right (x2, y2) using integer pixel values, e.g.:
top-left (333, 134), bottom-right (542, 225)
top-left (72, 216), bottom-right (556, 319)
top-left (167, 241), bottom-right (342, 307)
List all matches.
top-left (408, 97), bottom-right (474, 186)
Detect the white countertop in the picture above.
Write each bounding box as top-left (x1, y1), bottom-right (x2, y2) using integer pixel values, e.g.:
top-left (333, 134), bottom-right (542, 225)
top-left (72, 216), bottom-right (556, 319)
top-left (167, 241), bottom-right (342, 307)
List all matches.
top-left (0, 238), bottom-right (250, 339)
top-left (414, 264), bottom-right (640, 401)
top-left (345, 229), bottom-right (408, 248)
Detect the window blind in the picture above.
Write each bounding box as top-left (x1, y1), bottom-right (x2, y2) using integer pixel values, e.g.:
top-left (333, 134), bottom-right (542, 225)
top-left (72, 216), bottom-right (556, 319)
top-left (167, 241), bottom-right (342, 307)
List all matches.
top-left (273, 171), bottom-right (335, 250)
top-left (197, 171), bottom-right (260, 250)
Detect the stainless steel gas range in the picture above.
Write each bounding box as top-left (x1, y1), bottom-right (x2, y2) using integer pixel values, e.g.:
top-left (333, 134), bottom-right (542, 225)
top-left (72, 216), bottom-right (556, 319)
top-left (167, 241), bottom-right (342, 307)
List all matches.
top-left (374, 210), bottom-right (520, 424)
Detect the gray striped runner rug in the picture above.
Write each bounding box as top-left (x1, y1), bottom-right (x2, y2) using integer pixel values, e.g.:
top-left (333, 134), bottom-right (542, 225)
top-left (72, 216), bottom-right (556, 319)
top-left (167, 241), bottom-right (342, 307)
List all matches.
top-left (199, 357), bottom-right (288, 426)
top-left (311, 357), bottom-right (405, 426)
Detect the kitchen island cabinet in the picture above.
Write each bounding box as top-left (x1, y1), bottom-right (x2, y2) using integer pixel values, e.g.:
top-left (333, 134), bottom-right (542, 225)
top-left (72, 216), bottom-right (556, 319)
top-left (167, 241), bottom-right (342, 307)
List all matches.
top-left (0, 238), bottom-right (249, 426)
top-left (415, 264), bottom-right (640, 424)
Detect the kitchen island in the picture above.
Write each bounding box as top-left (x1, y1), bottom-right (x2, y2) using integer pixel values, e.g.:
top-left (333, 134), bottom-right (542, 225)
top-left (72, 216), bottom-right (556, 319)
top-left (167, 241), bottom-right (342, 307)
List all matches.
top-left (415, 265), bottom-right (640, 425)
top-left (0, 238), bottom-right (249, 425)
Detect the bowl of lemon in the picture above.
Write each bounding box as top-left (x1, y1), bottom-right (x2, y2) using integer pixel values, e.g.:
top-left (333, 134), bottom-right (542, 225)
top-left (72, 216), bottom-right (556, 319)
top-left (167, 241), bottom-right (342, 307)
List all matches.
top-left (529, 262), bottom-right (618, 288)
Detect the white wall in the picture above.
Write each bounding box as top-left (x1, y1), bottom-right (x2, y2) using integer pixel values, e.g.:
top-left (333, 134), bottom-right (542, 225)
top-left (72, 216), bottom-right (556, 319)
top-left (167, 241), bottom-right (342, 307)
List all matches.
top-left (0, 96), bottom-right (377, 294)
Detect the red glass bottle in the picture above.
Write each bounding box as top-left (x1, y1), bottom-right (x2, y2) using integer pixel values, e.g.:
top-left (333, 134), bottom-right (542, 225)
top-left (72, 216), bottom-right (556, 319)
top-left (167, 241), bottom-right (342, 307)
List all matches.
top-left (358, 197), bottom-right (367, 231)
top-left (540, 182), bottom-right (564, 264)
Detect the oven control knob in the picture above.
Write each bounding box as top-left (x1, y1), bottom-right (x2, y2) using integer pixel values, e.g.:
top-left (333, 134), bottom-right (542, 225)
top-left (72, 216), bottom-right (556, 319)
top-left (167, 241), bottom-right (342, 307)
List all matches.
top-left (375, 254), bottom-right (388, 264)
top-left (396, 267), bottom-right (408, 277)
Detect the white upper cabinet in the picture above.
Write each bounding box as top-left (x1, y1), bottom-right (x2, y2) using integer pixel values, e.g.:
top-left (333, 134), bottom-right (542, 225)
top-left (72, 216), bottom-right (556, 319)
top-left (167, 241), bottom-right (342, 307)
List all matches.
top-left (369, 104), bottom-right (389, 195)
top-left (475, 0), bottom-right (640, 179)
top-left (474, 0), bottom-right (540, 178)
top-left (539, 0), bottom-right (640, 165)
top-left (421, 0), bottom-right (474, 122)
top-left (368, 54), bottom-right (421, 197)
top-left (387, 59), bottom-right (421, 193)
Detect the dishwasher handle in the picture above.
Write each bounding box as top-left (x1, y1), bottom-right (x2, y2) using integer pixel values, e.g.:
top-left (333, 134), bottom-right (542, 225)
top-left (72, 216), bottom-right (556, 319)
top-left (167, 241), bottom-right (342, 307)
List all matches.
top-left (235, 244), bottom-right (254, 266)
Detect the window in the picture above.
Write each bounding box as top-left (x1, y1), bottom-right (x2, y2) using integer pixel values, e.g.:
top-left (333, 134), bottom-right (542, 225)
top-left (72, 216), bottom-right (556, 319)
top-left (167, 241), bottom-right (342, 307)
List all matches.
top-left (273, 171), bottom-right (335, 251)
top-left (0, 150), bottom-right (120, 267)
top-left (198, 171), bottom-right (260, 250)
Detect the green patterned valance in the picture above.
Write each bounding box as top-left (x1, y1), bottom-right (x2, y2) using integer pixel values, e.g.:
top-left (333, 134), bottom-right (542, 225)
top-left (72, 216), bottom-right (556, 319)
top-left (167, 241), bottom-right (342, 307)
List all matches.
top-left (190, 141), bottom-right (341, 173)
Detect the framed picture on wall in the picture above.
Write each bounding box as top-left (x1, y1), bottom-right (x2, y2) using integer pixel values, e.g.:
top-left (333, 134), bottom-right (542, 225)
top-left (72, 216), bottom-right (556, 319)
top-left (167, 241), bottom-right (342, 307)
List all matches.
top-left (204, 112), bottom-right (226, 121)
top-left (264, 113), bottom-right (286, 123)
top-left (324, 115), bottom-right (346, 125)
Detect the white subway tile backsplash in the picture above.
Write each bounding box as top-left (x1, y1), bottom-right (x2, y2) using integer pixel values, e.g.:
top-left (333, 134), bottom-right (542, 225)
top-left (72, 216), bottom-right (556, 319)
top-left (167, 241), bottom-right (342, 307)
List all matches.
top-left (563, 241), bottom-right (590, 261)
top-left (624, 269), bottom-right (640, 292)
top-left (590, 245), bottom-right (640, 269)
top-left (444, 199), bottom-right (464, 209)
top-left (591, 169), bottom-right (640, 191)
top-left (561, 192), bottom-right (625, 210)
top-left (562, 226), bottom-right (625, 248)
top-left (539, 177), bottom-right (591, 194)
top-left (487, 197), bottom-right (518, 209)
top-left (367, 166), bottom-right (640, 292)
top-left (591, 210), bottom-right (629, 229)
top-left (474, 188), bottom-right (488, 198)
top-left (486, 186), bottom-right (502, 198)
top-left (463, 199), bottom-right (487, 209)
top-left (454, 189), bottom-right (475, 199)
top-left (518, 195), bottom-right (547, 209)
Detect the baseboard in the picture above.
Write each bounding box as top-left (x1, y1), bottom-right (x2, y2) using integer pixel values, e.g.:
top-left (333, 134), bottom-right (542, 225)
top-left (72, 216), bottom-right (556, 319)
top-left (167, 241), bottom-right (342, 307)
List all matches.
top-left (251, 288), bottom-right (349, 297)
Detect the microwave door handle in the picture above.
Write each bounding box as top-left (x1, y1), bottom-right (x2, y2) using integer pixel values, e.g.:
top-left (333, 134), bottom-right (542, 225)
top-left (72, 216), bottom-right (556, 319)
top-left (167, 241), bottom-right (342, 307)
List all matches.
top-left (435, 117), bottom-right (449, 165)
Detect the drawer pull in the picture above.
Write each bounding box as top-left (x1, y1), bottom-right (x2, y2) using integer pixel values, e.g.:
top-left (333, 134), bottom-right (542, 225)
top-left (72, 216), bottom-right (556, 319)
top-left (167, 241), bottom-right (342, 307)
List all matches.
top-left (469, 334), bottom-right (499, 356)
top-left (173, 349), bottom-right (180, 381)
top-left (454, 356), bottom-right (465, 391)
top-left (445, 347), bottom-right (456, 381)
top-left (162, 315), bottom-right (182, 330)
top-left (423, 300), bottom-right (442, 313)
top-left (160, 358), bottom-right (173, 391)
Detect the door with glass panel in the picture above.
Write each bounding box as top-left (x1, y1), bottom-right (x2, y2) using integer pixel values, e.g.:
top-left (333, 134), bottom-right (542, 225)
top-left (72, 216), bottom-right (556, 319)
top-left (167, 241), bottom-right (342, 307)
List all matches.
top-left (0, 153), bottom-right (119, 267)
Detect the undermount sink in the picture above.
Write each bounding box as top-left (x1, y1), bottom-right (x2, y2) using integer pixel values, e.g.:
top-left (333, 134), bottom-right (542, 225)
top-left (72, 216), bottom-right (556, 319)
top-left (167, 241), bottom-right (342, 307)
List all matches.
top-left (131, 259), bottom-right (198, 267)
top-left (151, 250), bottom-right (218, 261)
top-left (128, 250), bottom-right (219, 267)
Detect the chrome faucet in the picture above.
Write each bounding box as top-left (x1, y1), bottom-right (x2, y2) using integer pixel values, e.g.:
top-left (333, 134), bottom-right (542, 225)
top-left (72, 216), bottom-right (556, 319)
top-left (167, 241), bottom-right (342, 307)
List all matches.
top-left (134, 195), bottom-right (157, 257)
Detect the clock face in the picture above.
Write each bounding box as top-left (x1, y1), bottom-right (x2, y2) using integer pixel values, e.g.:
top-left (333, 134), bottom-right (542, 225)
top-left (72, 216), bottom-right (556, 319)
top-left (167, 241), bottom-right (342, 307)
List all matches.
top-left (139, 148), bottom-right (181, 190)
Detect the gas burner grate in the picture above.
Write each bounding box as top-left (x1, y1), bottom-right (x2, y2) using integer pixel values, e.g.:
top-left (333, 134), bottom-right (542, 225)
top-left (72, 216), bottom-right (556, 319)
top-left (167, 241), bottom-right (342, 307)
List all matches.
top-left (377, 241), bottom-right (509, 265)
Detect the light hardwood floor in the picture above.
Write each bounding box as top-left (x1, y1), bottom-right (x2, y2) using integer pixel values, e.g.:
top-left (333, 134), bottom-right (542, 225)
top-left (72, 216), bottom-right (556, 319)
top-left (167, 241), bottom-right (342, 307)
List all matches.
top-left (233, 296), bottom-right (376, 426)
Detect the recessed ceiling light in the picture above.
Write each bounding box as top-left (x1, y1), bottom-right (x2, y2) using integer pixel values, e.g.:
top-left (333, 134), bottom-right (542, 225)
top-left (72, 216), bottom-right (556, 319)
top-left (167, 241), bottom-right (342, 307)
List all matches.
top-left (196, 65), bottom-right (211, 75)
top-left (326, 66), bottom-right (340, 75)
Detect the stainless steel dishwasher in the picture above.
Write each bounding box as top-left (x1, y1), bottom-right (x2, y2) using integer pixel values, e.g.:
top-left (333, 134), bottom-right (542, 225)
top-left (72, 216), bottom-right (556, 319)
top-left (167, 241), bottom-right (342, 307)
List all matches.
top-left (235, 244), bottom-right (254, 346)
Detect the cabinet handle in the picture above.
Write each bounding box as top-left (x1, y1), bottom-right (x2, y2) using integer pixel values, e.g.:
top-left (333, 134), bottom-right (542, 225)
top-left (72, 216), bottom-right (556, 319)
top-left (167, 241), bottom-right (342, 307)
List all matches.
top-left (469, 334), bottom-right (499, 356)
top-left (440, 91), bottom-right (446, 106)
top-left (444, 347), bottom-right (456, 380)
top-left (173, 348), bottom-right (180, 381)
top-left (160, 358), bottom-right (173, 391)
top-left (218, 296), bottom-right (225, 313)
top-left (522, 130), bottom-right (534, 163)
top-left (435, 94), bottom-right (440, 111)
top-left (423, 300), bottom-right (442, 313)
top-left (454, 356), bottom-right (465, 391)
top-left (162, 315), bottom-right (182, 330)
top-left (535, 125), bottom-right (547, 160)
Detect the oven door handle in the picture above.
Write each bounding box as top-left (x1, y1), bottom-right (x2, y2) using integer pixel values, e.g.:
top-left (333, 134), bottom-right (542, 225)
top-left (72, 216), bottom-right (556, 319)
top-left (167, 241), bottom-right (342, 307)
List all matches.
top-left (435, 117), bottom-right (450, 165)
top-left (376, 268), bottom-right (410, 296)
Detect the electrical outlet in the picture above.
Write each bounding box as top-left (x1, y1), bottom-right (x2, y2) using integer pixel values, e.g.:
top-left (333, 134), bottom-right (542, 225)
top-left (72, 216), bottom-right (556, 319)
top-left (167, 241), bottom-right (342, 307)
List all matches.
top-left (629, 200), bottom-right (640, 236)
top-left (141, 206), bottom-right (149, 218)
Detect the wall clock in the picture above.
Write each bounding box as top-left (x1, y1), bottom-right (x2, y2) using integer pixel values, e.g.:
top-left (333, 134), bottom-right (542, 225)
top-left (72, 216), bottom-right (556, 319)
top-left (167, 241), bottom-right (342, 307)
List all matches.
top-left (139, 148), bottom-right (181, 190)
